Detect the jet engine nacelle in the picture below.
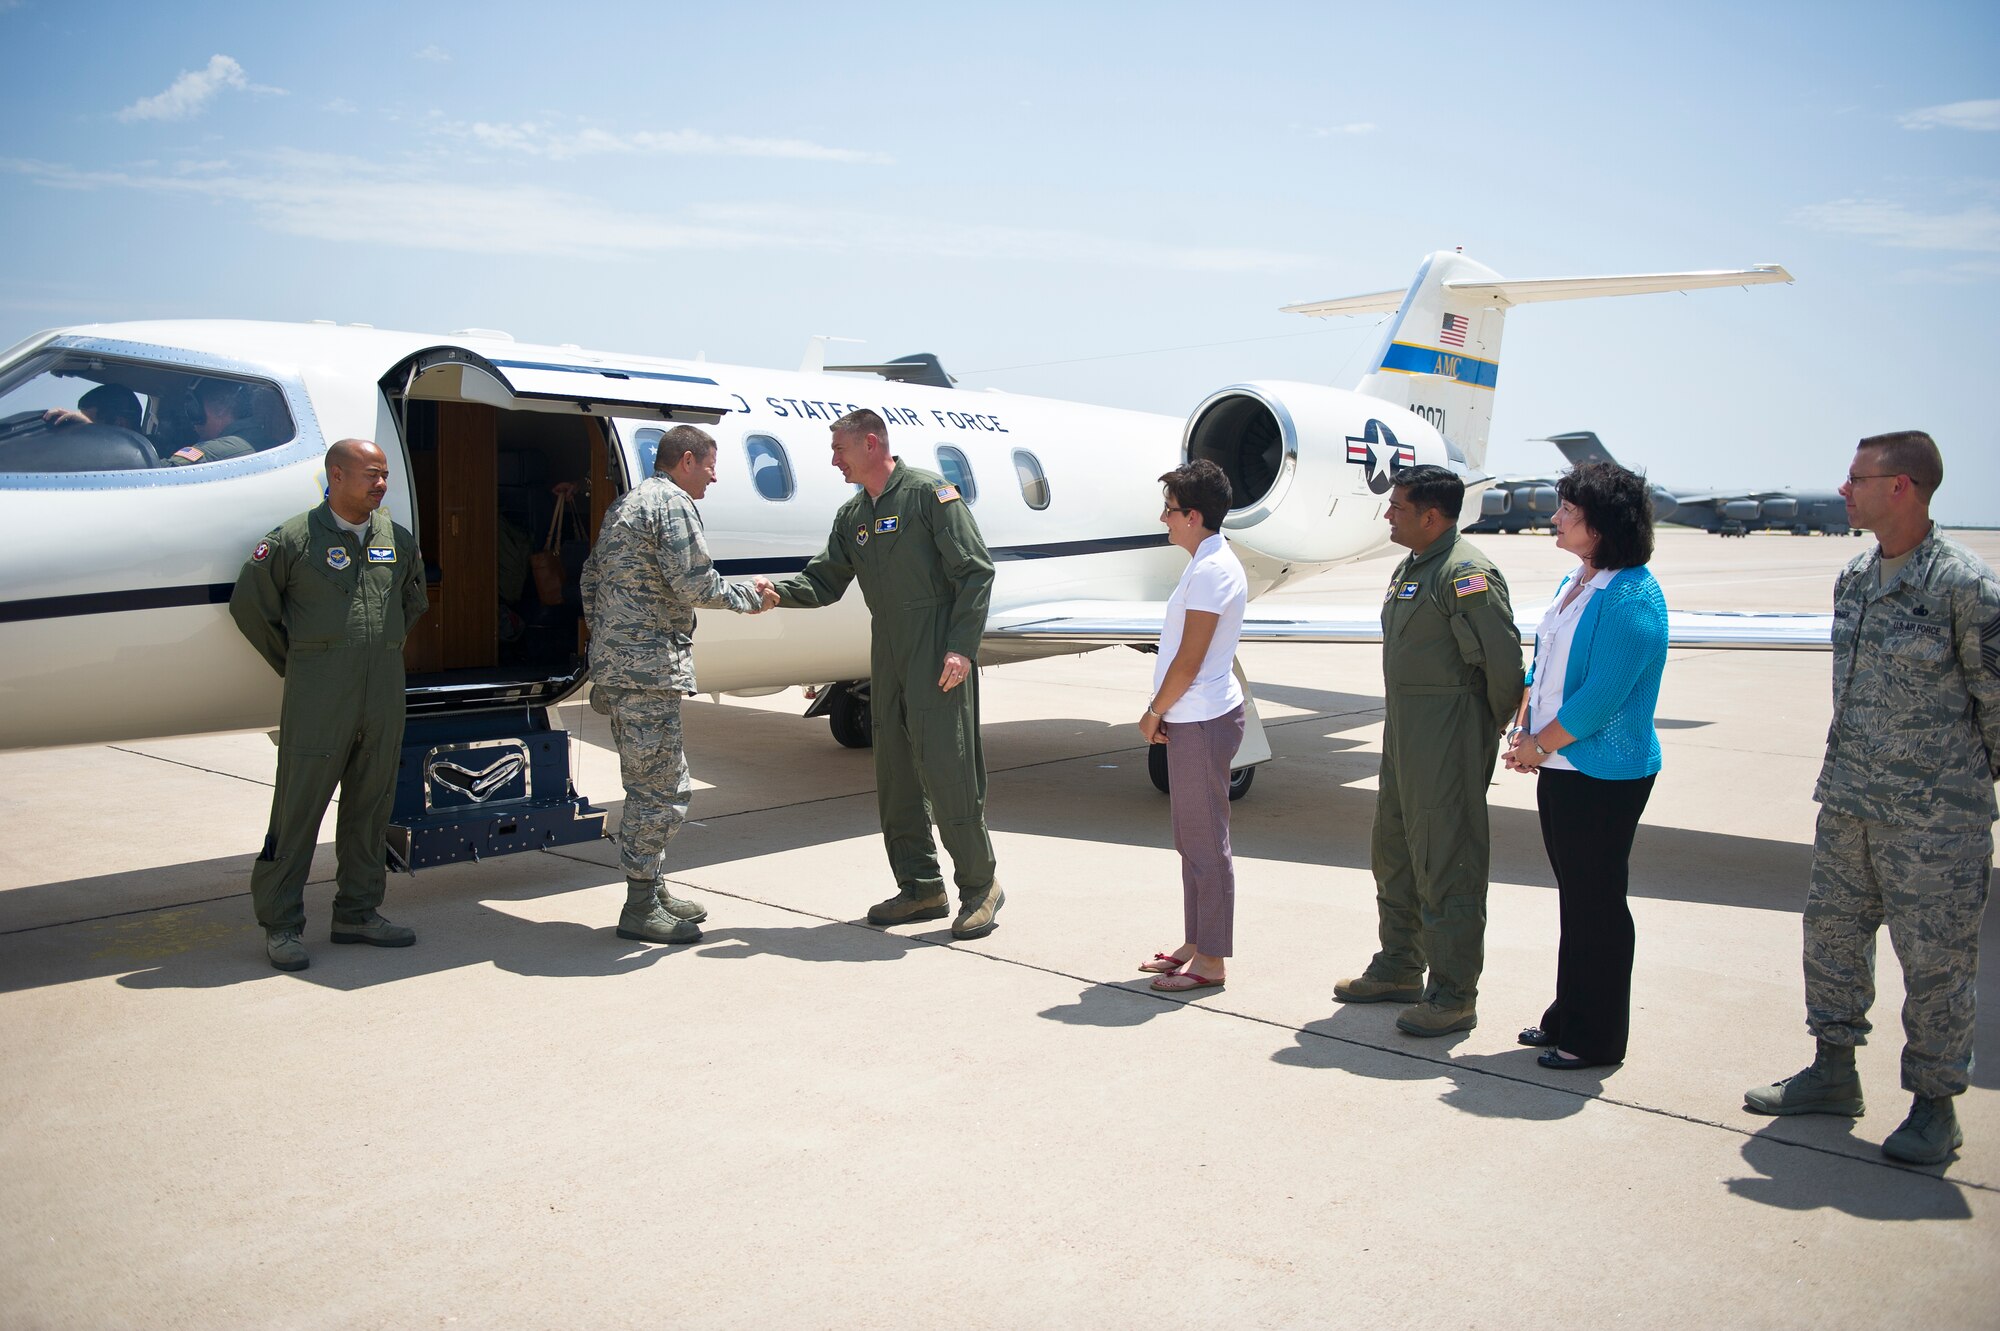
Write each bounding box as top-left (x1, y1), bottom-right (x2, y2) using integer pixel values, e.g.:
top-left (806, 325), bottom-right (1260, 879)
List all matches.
top-left (1182, 381), bottom-right (1447, 564)
top-left (1720, 499), bottom-right (1762, 522)
top-left (1481, 488), bottom-right (1513, 518)
top-left (1760, 496), bottom-right (1798, 522)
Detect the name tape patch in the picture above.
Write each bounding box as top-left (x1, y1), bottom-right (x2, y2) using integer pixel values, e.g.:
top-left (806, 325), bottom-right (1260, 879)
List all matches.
top-left (366, 546), bottom-right (396, 563)
top-left (874, 516), bottom-right (899, 535)
top-left (1396, 582), bottom-right (1420, 600)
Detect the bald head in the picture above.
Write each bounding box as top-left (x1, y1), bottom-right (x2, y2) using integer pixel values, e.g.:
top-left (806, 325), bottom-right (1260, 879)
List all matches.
top-left (326, 438), bottom-right (391, 523)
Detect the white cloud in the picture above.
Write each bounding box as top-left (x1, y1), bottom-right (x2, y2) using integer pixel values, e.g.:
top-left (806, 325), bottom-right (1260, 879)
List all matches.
top-left (1311, 122), bottom-right (1378, 137)
top-left (0, 152), bottom-right (1309, 273)
top-left (438, 119), bottom-right (894, 165)
top-left (323, 97), bottom-right (359, 115)
top-left (1897, 99), bottom-right (2000, 131)
top-left (1795, 197), bottom-right (2000, 251)
top-left (116, 54), bottom-right (284, 123)
top-left (415, 45), bottom-right (451, 62)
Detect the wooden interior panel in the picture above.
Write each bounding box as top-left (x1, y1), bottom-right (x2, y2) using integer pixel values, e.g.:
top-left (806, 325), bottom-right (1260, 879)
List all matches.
top-left (438, 401), bottom-right (497, 669)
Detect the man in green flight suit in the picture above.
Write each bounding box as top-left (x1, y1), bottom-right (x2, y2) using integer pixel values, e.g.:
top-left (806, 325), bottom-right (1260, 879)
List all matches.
top-left (229, 438), bottom-right (429, 972)
top-left (164, 378), bottom-right (259, 467)
top-left (767, 409), bottom-right (1004, 939)
top-left (1335, 465), bottom-right (1525, 1036)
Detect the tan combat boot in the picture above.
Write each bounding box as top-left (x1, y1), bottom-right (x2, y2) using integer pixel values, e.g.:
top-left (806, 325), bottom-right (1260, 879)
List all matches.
top-left (617, 879), bottom-right (701, 944)
top-left (1744, 1040), bottom-right (1864, 1117)
top-left (1333, 975), bottom-right (1424, 1004)
top-left (655, 882), bottom-right (708, 924)
top-left (866, 886), bottom-right (950, 927)
top-left (951, 883), bottom-right (1005, 940)
top-left (1396, 1001), bottom-right (1478, 1037)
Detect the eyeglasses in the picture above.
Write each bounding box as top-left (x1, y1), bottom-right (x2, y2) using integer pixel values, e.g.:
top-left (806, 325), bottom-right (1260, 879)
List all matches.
top-left (1161, 505), bottom-right (1193, 517)
top-left (1844, 473), bottom-right (1901, 485)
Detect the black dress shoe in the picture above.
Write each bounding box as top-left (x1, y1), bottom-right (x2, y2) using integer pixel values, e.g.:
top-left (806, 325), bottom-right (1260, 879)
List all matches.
top-left (1518, 1027), bottom-right (1556, 1047)
top-left (1538, 1049), bottom-right (1616, 1071)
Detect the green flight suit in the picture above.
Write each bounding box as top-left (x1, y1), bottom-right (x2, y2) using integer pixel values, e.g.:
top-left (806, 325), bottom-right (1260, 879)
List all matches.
top-left (163, 433), bottom-right (256, 466)
top-left (1366, 531), bottom-right (1525, 1008)
top-left (229, 502), bottom-right (428, 933)
top-left (774, 460), bottom-right (997, 895)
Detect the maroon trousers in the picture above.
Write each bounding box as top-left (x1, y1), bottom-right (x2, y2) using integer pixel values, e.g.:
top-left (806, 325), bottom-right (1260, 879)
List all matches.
top-left (1166, 704), bottom-right (1246, 957)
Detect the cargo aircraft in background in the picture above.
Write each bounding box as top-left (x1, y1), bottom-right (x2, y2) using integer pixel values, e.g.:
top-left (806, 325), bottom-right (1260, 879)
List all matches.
top-left (1468, 430), bottom-right (1853, 537)
top-left (0, 250), bottom-right (1819, 874)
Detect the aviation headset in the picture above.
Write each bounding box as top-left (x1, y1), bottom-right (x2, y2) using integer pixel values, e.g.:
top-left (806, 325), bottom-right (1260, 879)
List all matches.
top-left (181, 378), bottom-right (255, 424)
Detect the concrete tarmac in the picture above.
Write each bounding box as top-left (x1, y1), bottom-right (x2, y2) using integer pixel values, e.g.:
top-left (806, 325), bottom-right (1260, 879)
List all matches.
top-left (2, 527), bottom-right (1996, 1328)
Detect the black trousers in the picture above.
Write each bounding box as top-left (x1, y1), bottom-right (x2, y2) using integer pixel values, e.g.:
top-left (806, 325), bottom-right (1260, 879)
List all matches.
top-left (1536, 767), bottom-right (1656, 1063)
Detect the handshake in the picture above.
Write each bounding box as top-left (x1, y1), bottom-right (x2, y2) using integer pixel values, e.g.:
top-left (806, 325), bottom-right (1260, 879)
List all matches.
top-left (747, 576), bottom-right (782, 613)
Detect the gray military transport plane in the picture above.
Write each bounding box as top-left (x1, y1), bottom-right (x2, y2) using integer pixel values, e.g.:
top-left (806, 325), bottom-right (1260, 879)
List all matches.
top-left (1469, 431), bottom-right (1853, 536)
top-left (0, 250), bottom-right (1826, 878)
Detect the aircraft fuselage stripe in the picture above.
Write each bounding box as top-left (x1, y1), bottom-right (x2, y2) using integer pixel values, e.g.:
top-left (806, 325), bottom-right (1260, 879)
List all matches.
top-left (2, 534), bottom-right (1173, 623)
top-left (0, 583), bottom-right (236, 624)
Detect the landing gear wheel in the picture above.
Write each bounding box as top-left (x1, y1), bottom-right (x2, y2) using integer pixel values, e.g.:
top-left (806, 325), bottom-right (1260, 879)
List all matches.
top-left (1146, 743), bottom-right (1256, 801)
top-left (827, 682), bottom-right (872, 749)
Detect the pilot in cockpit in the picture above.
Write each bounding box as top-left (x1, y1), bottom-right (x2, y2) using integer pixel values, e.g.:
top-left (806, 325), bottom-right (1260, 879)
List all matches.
top-left (42, 383), bottom-right (143, 433)
top-left (163, 378), bottom-right (259, 467)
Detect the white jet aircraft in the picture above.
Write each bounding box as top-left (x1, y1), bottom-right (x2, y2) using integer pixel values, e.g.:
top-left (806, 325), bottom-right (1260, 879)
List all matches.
top-left (0, 250), bottom-right (1816, 870)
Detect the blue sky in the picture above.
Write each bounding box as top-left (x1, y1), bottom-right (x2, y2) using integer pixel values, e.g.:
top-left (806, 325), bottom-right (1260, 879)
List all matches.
top-left (3, 1), bottom-right (1996, 522)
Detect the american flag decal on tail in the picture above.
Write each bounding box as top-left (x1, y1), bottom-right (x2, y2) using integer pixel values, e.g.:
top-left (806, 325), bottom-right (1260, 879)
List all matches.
top-left (1439, 313), bottom-right (1468, 347)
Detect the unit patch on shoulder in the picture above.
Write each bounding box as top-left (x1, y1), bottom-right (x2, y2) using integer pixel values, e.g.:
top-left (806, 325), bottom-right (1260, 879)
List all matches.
top-left (173, 446), bottom-right (205, 463)
top-left (935, 484), bottom-right (961, 503)
top-left (1397, 582), bottom-right (1421, 600)
top-left (1454, 572), bottom-right (1490, 598)
top-left (251, 540), bottom-right (271, 563)
top-left (366, 546), bottom-right (396, 563)
top-left (873, 516), bottom-right (900, 535)
top-left (326, 546), bottom-right (352, 571)
top-left (855, 525), bottom-right (870, 547)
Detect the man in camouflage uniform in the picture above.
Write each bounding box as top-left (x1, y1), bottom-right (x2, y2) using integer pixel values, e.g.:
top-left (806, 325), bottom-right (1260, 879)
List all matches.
top-left (230, 439), bottom-right (428, 972)
top-left (1747, 431), bottom-right (1999, 1166)
top-left (1335, 466), bottom-right (1525, 1036)
top-left (767, 409), bottom-right (1004, 940)
top-left (581, 425), bottom-right (769, 944)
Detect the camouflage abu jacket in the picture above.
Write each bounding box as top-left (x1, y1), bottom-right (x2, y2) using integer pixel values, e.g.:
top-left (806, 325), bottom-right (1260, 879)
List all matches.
top-left (580, 475), bottom-right (759, 695)
top-left (1815, 524), bottom-right (2000, 829)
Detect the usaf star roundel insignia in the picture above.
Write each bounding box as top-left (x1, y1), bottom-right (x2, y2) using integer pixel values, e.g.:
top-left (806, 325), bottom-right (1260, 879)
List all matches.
top-left (326, 546), bottom-right (352, 571)
top-left (1344, 419), bottom-right (1416, 495)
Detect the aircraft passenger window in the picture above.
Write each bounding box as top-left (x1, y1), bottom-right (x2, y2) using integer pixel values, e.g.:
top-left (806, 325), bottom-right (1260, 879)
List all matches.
top-left (935, 445), bottom-right (976, 503)
top-left (0, 349), bottom-right (294, 476)
top-left (633, 427), bottom-right (663, 478)
top-left (1012, 449), bottom-right (1050, 510)
top-left (744, 434), bottom-right (794, 501)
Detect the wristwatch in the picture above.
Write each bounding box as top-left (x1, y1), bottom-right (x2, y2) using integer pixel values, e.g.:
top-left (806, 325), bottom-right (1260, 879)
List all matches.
top-left (1533, 738), bottom-right (1553, 758)
top-left (1145, 707), bottom-right (1164, 720)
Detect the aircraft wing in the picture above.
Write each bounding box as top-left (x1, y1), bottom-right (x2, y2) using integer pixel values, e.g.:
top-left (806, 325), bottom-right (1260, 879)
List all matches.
top-left (985, 601), bottom-right (1833, 649)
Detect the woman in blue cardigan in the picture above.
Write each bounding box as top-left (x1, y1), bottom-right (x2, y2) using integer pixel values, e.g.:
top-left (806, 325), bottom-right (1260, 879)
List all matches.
top-left (1502, 463), bottom-right (1668, 1070)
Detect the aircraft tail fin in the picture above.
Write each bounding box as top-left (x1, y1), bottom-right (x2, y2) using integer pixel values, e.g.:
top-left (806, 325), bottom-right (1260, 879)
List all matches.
top-left (1283, 256), bottom-right (1790, 471)
top-left (1545, 431), bottom-right (1618, 469)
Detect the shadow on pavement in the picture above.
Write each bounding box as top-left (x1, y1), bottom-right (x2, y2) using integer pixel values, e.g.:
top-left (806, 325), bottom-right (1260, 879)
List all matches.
top-left (1269, 1009), bottom-right (1593, 1121)
top-left (1037, 979), bottom-right (1206, 1028)
top-left (1725, 1124), bottom-right (1974, 1220)
top-left (692, 920), bottom-right (931, 965)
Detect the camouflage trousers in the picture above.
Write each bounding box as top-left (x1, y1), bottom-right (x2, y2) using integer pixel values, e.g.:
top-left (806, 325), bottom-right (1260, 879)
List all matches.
top-left (598, 685), bottom-right (692, 881)
top-left (1805, 807), bottom-right (1992, 1096)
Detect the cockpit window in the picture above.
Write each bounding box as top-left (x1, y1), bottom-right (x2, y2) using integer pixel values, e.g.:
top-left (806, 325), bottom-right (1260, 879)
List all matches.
top-left (0, 349), bottom-right (295, 475)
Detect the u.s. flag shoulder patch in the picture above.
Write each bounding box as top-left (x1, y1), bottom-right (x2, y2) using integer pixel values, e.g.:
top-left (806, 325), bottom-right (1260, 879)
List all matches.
top-left (1454, 572), bottom-right (1490, 598)
top-left (934, 484), bottom-right (961, 503)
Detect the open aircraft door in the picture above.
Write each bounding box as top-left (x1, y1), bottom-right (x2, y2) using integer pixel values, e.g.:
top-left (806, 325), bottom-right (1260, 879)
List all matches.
top-left (375, 346), bottom-right (737, 873)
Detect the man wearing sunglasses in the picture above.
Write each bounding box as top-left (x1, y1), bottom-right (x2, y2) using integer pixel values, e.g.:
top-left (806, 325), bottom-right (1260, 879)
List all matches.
top-left (1747, 431), bottom-right (2000, 1167)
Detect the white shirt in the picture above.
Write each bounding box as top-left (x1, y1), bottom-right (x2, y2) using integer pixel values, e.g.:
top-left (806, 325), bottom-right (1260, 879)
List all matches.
top-left (334, 511), bottom-right (372, 542)
top-left (1154, 533), bottom-right (1248, 722)
top-left (1528, 564), bottom-right (1615, 772)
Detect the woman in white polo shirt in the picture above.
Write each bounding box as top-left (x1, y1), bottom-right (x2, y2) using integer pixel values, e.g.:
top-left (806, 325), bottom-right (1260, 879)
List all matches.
top-left (1136, 459), bottom-right (1249, 993)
